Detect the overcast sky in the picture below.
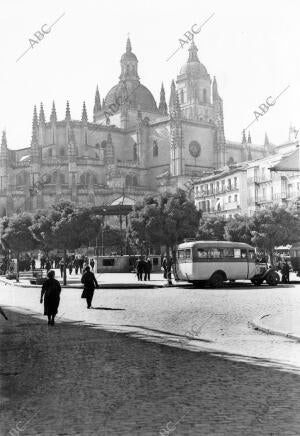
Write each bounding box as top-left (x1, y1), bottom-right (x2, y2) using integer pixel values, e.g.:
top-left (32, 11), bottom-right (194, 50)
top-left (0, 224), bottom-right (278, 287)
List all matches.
top-left (0, 0), bottom-right (299, 149)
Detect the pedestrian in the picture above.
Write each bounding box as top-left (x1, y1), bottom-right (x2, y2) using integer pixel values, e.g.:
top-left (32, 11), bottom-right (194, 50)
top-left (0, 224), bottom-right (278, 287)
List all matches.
top-left (68, 260), bottom-right (73, 275)
top-left (81, 266), bottom-right (99, 309)
top-left (90, 258), bottom-right (95, 272)
top-left (145, 257), bottom-right (152, 281)
top-left (40, 270), bottom-right (61, 325)
top-left (40, 256), bottom-right (45, 269)
top-left (31, 258), bottom-right (36, 271)
top-left (79, 257), bottom-right (84, 274)
top-left (74, 257), bottom-right (79, 275)
top-left (162, 256), bottom-right (168, 279)
top-left (59, 258), bottom-right (65, 278)
top-left (281, 260), bottom-right (290, 283)
top-left (45, 259), bottom-right (51, 273)
top-left (136, 257), bottom-right (144, 281)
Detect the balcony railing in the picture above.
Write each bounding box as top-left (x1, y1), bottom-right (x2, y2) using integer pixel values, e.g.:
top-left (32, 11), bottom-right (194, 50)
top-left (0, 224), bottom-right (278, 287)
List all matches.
top-left (272, 192), bottom-right (287, 201)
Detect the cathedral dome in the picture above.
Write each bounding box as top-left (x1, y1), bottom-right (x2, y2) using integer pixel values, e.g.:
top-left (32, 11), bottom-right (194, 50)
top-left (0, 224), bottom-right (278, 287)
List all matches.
top-left (104, 82), bottom-right (158, 112)
top-left (179, 40), bottom-right (209, 77)
top-left (180, 61), bottom-right (208, 76)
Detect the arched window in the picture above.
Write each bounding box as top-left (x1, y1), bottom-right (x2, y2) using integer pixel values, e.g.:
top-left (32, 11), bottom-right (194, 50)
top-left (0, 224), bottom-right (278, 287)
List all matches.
top-left (227, 156), bottom-right (235, 165)
top-left (153, 140), bottom-right (158, 157)
top-left (133, 143), bottom-right (138, 161)
top-left (80, 173), bottom-right (97, 185)
top-left (16, 171), bottom-right (29, 186)
top-left (125, 174), bottom-right (138, 187)
top-left (203, 89), bottom-right (207, 103)
top-left (132, 176), bottom-right (137, 186)
top-left (85, 131), bottom-right (88, 145)
top-left (125, 175), bottom-right (131, 187)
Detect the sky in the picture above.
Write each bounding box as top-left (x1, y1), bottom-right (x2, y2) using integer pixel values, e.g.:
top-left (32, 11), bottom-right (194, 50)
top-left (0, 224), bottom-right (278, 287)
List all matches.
top-left (0, 0), bottom-right (299, 150)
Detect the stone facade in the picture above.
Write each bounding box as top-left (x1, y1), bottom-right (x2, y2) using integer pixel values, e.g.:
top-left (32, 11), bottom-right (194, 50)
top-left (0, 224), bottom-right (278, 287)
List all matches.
top-left (0, 38), bottom-right (267, 216)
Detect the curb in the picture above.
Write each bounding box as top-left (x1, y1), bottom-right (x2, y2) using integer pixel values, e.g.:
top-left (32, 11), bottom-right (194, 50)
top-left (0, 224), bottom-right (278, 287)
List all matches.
top-left (0, 277), bottom-right (168, 290)
top-left (249, 314), bottom-right (300, 342)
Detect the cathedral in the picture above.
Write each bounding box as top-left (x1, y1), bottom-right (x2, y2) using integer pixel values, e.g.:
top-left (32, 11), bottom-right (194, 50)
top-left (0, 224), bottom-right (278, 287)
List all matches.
top-left (0, 38), bottom-right (268, 215)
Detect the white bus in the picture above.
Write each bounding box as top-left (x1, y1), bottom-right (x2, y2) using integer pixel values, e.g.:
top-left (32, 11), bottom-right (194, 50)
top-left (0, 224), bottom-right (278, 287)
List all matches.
top-left (175, 240), bottom-right (279, 287)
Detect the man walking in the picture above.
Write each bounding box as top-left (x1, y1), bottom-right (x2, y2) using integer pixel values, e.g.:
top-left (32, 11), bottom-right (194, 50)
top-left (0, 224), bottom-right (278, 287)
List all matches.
top-left (145, 257), bottom-right (152, 281)
top-left (81, 266), bottom-right (99, 309)
top-left (281, 260), bottom-right (290, 283)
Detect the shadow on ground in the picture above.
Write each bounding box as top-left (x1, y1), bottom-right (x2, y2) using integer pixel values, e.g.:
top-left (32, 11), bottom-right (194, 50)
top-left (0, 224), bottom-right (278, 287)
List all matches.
top-left (0, 309), bottom-right (300, 435)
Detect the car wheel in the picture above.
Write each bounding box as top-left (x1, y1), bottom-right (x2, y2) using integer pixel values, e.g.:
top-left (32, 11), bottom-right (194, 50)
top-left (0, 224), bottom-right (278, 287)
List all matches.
top-left (210, 272), bottom-right (224, 288)
top-left (266, 272), bottom-right (280, 286)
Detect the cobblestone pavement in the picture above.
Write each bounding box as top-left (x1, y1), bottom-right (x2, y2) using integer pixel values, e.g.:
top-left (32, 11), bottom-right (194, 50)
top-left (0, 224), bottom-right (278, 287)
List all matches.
top-left (1, 280), bottom-right (300, 435)
top-left (1, 309), bottom-right (300, 436)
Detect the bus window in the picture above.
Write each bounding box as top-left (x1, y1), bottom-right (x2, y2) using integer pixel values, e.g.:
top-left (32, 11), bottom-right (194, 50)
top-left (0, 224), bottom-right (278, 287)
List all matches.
top-left (248, 250), bottom-right (256, 261)
top-left (234, 248), bottom-right (241, 258)
top-left (178, 250), bottom-right (185, 260)
top-left (208, 248), bottom-right (222, 258)
top-left (197, 248), bottom-right (208, 258)
top-left (185, 249), bottom-right (191, 259)
top-left (241, 249), bottom-right (247, 259)
top-left (223, 247), bottom-right (234, 258)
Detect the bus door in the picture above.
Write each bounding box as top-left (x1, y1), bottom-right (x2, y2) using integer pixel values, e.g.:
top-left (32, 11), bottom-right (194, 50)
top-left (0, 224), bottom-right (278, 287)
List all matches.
top-left (247, 249), bottom-right (256, 278)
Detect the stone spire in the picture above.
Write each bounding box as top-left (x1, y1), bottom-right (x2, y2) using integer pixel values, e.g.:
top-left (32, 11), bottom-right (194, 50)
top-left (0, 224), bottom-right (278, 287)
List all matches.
top-left (242, 129), bottom-right (247, 143)
top-left (1, 130), bottom-right (7, 150)
top-left (50, 101), bottom-right (57, 123)
top-left (119, 37), bottom-right (139, 82)
top-left (158, 83), bottom-right (168, 115)
top-left (39, 103), bottom-right (45, 125)
top-left (212, 76), bottom-right (220, 102)
top-left (264, 132), bottom-right (270, 146)
top-left (93, 85), bottom-right (101, 120)
top-left (126, 37), bottom-right (132, 53)
top-left (31, 105), bottom-right (39, 146)
top-left (188, 39), bottom-right (200, 63)
top-left (81, 101), bottom-right (88, 123)
top-left (65, 101), bottom-right (71, 122)
top-left (247, 131), bottom-right (252, 144)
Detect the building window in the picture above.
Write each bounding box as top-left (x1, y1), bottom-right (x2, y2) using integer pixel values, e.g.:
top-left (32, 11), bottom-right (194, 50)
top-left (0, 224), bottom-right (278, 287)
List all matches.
top-left (80, 173), bottom-right (97, 185)
top-left (234, 194), bottom-right (238, 202)
top-left (153, 140), bottom-right (158, 157)
top-left (234, 177), bottom-right (237, 188)
top-left (216, 181), bottom-right (220, 193)
top-left (228, 195), bottom-right (232, 203)
top-left (59, 148), bottom-right (65, 156)
top-left (203, 89), bottom-right (207, 103)
top-left (228, 179), bottom-right (232, 190)
top-left (16, 171), bottom-right (29, 186)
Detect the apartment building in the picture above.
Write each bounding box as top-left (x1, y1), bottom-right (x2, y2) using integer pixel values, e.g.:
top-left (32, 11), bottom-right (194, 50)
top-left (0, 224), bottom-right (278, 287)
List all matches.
top-left (194, 145), bottom-right (300, 217)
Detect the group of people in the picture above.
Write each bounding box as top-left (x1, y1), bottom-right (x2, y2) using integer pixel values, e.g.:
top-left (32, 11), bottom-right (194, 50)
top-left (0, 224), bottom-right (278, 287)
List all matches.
top-left (40, 265), bottom-right (99, 325)
top-left (58, 256), bottom-right (95, 278)
top-left (135, 257), bottom-right (152, 281)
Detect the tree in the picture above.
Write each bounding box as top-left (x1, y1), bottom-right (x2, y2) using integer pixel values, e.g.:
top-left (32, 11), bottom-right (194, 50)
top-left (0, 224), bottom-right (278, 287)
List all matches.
top-left (32, 202), bottom-right (88, 284)
top-left (0, 213), bottom-right (38, 281)
top-left (250, 206), bottom-right (300, 264)
top-left (224, 214), bottom-right (252, 244)
top-left (128, 190), bottom-right (201, 283)
top-left (197, 215), bottom-right (227, 241)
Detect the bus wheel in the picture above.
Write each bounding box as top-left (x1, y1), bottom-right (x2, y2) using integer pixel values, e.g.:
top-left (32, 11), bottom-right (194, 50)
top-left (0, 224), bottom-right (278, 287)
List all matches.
top-left (210, 273), bottom-right (224, 288)
top-left (266, 272), bottom-right (280, 286)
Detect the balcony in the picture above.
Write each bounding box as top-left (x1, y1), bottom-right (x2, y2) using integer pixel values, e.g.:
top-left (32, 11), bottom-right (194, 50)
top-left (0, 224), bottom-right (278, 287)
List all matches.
top-left (224, 201), bottom-right (240, 211)
top-left (272, 192), bottom-right (287, 201)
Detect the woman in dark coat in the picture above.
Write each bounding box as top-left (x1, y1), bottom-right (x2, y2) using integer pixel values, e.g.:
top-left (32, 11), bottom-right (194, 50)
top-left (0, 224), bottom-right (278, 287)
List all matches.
top-left (81, 266), bottom-right (99, 309)
top-left (40, 270), bottom-right (61, 325)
